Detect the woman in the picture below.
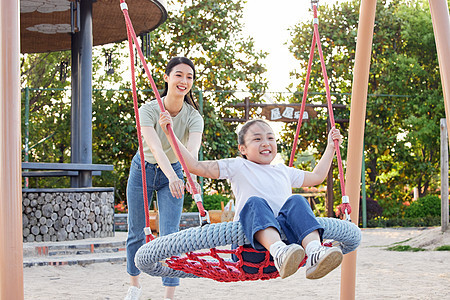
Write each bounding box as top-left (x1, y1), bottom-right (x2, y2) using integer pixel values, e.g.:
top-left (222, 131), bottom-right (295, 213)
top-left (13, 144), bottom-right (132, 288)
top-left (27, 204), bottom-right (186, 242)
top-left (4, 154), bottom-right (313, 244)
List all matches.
top-left (125, 57), bottom-right (203, 300)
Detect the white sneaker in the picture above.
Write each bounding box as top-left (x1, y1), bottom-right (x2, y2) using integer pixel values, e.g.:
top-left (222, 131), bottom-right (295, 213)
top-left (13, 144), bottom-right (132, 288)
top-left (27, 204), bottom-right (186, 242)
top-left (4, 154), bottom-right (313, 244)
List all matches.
top-left (124, 286), bottom-right (142, 300)
top-left (273, 243), bottom-right (305, 279)
top-left (306, 246), bottom-right (343, 279)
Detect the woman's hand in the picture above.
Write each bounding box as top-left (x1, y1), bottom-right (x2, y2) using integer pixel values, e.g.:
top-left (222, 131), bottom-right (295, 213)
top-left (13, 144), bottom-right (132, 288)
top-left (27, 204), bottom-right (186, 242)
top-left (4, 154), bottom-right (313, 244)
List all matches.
top-left (328, 127), bottom-right (343, 149)
top-left (168, 175), bottom-right (184, 199)
top-left (159, 111), bottom-right (173, 135)
top-left (186, 176), bottom-right (201, 195)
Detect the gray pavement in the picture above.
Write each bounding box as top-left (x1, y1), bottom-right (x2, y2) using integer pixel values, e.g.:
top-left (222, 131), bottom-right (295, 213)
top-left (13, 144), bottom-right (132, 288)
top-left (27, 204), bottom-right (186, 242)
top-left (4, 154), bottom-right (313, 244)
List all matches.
top-left (23, 231), bottom-right (128, 267)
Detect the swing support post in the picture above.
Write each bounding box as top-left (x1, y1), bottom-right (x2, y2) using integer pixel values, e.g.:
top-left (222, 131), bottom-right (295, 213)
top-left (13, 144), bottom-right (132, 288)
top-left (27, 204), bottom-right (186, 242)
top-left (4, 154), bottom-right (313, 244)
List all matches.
top-left (341, 0), bottom-right (377, 299)
top-left (429, 0), bottom-right (450, 162)
top-left (429, 0), bottom-right (450, 232)
top-left (0, 0), bottom-right (24, 298)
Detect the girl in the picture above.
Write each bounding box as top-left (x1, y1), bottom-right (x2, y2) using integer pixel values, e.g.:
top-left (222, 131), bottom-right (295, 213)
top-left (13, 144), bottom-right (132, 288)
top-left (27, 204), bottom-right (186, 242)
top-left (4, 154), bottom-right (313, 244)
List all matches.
top-left (159, 117), bottom-right (343, 280)
top-left (125, 57), bottom-right (203, 300)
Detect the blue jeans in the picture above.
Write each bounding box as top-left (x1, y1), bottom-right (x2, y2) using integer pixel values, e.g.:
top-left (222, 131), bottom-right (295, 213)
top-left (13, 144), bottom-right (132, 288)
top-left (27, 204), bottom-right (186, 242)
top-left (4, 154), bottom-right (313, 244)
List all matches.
top-left (126, 153), bottom-right (183, 287)
top-left (237, 195), bottom-right (324, 274)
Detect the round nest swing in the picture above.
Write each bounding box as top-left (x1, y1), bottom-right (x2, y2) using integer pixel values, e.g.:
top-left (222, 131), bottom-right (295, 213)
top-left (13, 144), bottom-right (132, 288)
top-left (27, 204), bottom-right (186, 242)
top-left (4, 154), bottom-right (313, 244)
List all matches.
top-left (120, 0), bottom-right (361, 283)
top-left (135, 218), bottom-right (361, 282)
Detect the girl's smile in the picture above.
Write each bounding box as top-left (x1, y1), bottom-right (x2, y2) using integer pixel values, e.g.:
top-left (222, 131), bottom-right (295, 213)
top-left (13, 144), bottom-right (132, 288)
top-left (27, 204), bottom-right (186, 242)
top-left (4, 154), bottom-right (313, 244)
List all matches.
top-left (239, 122), bottom-right (277, 165)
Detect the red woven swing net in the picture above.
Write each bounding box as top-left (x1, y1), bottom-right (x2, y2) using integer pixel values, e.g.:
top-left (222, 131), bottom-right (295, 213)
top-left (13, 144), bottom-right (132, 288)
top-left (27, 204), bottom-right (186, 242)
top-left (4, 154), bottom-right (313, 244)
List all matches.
top-left (166, 246), bottom-right (307, 282)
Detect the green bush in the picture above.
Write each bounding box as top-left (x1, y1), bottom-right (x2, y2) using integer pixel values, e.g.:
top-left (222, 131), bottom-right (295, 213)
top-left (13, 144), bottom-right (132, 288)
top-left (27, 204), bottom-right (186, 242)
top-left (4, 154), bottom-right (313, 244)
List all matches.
top-left (188, 193), bottom-right (231, 212)
top-left (404, 195), bottom-right (441, 218)
top-left (367, 216), bottom-right (441, 228)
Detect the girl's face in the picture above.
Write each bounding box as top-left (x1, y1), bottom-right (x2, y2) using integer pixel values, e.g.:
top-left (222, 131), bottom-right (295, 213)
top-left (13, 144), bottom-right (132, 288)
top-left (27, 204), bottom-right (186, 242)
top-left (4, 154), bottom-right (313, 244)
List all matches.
top-left (238, 122), bottom-right (277, 165)
top-left (163, 63), bottom-right (194, 98)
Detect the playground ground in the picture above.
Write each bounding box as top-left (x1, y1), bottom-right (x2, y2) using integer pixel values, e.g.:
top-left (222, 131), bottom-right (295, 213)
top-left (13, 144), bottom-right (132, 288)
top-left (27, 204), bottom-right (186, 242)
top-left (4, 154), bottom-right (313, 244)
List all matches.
top-left (23, 227), bottom-right (450, 300)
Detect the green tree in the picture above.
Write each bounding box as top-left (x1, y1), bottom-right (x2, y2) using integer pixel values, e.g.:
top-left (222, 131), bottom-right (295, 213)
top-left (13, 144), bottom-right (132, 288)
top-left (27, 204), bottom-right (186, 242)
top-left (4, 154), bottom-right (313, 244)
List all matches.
top-left (21, 0), bottom-right (269, 205)
top-left (120, 0), bottom-right (268, 194)
top-left (286, 0), bottom-right (444, 218)
top-left (21, 51), bottom-right (72, 188)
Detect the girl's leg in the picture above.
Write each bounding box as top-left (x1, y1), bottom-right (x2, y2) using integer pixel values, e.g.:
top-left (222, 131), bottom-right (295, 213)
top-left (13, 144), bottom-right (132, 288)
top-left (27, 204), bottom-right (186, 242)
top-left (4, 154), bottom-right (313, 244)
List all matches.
top-left (239, 196), bottom-right (281, 250)
top-left (277, 195), bottom-right (343, 279)
top-left (254, 227), bottom-right (282, 250)
top-left (240, 196), bottom-right (304, 279)
top-left (276, 194), bottom-right (324, 245)
top-left (155, 162), bottom-right (184, 292)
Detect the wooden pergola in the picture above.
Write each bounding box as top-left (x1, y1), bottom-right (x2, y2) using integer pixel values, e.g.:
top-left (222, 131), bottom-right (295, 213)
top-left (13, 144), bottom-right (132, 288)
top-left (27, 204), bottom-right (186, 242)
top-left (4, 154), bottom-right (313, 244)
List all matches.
top-left (1, 0), bottom-right (167, 298)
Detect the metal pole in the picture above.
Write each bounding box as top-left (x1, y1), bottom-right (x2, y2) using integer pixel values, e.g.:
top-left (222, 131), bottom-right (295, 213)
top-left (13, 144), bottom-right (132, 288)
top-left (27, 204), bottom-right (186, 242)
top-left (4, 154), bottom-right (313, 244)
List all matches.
top-left (361, 146), bottom-right (367, 228)
top-left (198, 90), bottom-right (204, 194)
top-left (71, 22), bottom-right (81, 188)
top-left (0, 0), bottom-right (24, 298)
top-left (341, 1), bottom-right (376, 299)
top-left (440, 119), bottom-right (449, 232)
top-left (24, 86), bottom-right (30, 188)
top-left (79, 0), bottom-right (93, 187)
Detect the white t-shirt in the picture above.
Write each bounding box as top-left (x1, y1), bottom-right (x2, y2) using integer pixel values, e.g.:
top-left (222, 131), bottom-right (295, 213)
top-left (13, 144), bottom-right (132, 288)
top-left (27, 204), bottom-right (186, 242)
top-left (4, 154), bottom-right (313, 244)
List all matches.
top-left (217, 157), bottom-right (305, 221)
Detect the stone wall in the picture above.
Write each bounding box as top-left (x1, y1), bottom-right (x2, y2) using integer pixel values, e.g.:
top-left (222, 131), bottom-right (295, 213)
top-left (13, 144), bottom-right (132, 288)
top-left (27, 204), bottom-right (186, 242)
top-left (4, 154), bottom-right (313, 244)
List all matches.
top-left (22, 188), bottom-right (114, 242)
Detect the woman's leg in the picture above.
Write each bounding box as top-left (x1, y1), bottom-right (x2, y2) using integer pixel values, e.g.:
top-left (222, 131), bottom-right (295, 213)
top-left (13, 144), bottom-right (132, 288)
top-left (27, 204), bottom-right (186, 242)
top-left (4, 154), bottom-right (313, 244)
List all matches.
top-left (155, 162), bottom-right (184, 292)
top-left (126, 154), bottom-right (156, 292)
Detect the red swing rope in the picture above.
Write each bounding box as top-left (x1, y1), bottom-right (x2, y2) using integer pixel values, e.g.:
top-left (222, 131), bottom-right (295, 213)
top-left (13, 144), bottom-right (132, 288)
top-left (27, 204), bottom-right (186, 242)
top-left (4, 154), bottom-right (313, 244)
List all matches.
top-left (120, 1), bottom-right (284, 281)
top-left (120, 0), bottom-right (207, 243)
top-left (289, 2), bottom-right (351, 219)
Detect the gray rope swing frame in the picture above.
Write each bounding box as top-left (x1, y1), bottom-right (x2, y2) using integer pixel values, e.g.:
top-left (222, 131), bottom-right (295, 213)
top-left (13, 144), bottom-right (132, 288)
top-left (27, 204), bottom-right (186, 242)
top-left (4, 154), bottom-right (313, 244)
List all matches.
top-left (135, 218), bottom-right (361, 281)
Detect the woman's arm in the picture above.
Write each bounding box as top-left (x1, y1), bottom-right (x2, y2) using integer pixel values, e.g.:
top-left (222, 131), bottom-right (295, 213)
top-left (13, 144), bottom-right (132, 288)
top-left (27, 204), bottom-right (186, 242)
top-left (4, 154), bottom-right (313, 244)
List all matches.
top-left (185, 131), bottom-right (202, 192)
top-left (185, 132), bottom-right (202, 161)
top-left (159, 112), bottom-right (220, 179)
top-left (141, 126), bottom-right (185, 198)
top-left (302, 127), bottom-right (342, 187)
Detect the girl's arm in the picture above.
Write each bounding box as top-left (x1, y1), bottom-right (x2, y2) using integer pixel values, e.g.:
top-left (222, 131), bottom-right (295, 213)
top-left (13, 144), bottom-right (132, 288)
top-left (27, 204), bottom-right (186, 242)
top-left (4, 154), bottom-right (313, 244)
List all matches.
top-left (159, 112), bottom-right (220, 179)
top-left (302, 127), bottom-right (342, 187)
top-left (141, 126), bottom-right (185, 198)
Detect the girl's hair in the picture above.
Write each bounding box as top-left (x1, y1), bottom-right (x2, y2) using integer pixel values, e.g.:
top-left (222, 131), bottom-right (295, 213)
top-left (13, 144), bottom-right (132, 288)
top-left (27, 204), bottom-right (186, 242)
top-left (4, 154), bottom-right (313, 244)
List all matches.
top-left (238, 119), bottom-right (271, 159)
top-left (160, 57), bottom-right (199, 110)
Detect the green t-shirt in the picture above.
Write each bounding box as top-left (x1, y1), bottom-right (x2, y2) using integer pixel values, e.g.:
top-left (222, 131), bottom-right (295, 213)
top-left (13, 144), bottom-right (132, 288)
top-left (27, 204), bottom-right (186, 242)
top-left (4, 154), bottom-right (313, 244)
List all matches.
top-left (138, 99), bottom-right (204, 164)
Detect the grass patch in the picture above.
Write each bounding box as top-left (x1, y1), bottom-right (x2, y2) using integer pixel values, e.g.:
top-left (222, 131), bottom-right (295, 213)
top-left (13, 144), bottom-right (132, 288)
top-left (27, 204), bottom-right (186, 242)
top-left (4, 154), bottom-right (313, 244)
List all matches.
top-left (435, 245), bottom-right (450, 251)
top-left (391, 238), bottom-right (412, 245)
top-left (387, 245), bottom-right (426, 252)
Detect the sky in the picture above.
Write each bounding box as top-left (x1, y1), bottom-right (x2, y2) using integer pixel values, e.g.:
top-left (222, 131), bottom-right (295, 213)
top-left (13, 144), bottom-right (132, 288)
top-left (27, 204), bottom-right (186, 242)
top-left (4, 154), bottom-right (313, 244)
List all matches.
top-left (242, 0), bottom-right (344, 92)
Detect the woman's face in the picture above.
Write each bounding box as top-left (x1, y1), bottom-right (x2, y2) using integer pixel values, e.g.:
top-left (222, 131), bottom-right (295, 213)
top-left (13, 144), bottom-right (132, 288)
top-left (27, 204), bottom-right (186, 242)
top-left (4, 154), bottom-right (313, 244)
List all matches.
top-left (163, 63), bottom-right (194, 98)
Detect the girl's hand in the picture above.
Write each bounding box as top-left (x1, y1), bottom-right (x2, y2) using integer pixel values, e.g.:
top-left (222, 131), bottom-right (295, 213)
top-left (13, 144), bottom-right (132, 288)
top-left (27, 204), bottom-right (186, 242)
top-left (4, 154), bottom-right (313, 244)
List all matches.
top-left (168, 175), bottom-right (184, 199)
top-left (328, 127), bottom-right (343, 149)
top-left (159, 111), bottom-right (173, 135)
